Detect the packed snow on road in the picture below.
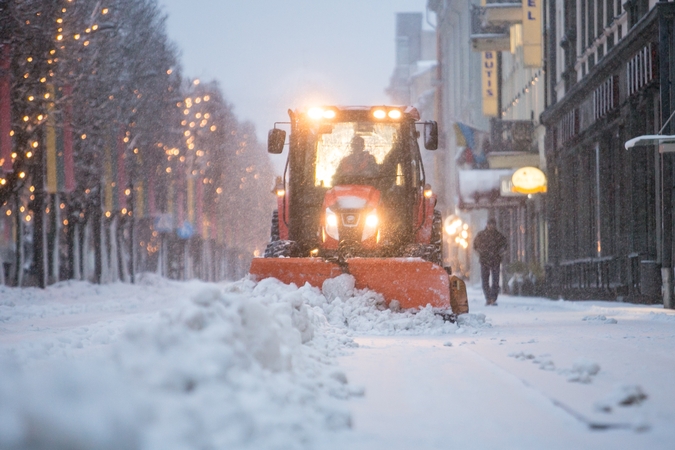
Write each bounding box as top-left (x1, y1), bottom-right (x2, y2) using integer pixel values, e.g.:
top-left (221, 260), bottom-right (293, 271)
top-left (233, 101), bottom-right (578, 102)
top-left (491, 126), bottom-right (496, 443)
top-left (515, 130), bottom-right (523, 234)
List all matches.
top-left (0, 274), bottom-right (674, 449)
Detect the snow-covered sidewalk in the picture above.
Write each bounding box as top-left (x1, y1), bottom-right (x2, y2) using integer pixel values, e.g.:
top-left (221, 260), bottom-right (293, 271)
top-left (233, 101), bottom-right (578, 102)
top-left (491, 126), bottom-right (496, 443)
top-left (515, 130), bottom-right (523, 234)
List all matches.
top-left (0, 274), bottom-right (673, 449)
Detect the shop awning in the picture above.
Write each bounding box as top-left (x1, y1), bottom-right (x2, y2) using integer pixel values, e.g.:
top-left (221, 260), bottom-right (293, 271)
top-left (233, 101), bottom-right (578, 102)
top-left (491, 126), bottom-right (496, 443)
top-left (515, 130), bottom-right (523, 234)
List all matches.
top-left (458, 169), bottom-right (526, 210)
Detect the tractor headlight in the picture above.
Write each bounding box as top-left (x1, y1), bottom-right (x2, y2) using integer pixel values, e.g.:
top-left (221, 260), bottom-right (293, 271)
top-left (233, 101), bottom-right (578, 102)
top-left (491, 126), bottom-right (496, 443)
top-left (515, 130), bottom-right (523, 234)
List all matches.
top-left (308, 107), bottom-right (337, 120)
top-left (387, 109), bottom-right (402, 119)
top-left (325, 208), bottom-right (339, 240)
top-left (362, 210), bottom-right (378, 240)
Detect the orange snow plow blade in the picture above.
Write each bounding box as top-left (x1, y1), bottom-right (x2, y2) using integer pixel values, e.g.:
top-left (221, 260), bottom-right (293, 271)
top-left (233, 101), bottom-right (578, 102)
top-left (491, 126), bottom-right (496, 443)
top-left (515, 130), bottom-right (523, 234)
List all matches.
top-left (249, 258), bottom-right (344, 288)
top-left (346, 258), bottom-right (450, 309)
top-left (249, 257), bottom-right (450, 309)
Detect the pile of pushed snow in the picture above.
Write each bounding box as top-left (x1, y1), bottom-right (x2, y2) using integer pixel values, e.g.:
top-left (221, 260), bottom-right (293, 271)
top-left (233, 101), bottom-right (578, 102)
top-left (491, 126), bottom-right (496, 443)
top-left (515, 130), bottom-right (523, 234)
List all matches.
top-left (268, 274), bottom-right (484, 335)
top-left (595, 384), bottom-right (648, 412)
top-left (0, 278), bottom-right (354, 450)
top-left (648, 312), bottom-right (675, 322)
top-left (582, 315), bottom-right (618, 324)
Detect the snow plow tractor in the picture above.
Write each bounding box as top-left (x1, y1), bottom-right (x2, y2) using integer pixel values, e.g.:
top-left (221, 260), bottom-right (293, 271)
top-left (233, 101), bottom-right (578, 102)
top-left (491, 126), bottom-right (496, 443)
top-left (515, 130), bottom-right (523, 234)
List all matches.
top-left (249, 105), bottom-right (452, 309)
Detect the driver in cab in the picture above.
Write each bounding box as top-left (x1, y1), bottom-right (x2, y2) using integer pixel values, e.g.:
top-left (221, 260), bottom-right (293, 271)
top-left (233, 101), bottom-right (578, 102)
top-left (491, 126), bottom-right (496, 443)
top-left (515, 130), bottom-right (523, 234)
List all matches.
top-left (333, 135), bottom-right (379, 185)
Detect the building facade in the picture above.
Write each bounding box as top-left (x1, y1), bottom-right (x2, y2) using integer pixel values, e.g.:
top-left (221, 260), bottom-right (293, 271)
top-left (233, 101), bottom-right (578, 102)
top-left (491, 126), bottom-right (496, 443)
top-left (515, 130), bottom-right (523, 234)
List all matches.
top-left (541, 0), bottom-right (675, 305)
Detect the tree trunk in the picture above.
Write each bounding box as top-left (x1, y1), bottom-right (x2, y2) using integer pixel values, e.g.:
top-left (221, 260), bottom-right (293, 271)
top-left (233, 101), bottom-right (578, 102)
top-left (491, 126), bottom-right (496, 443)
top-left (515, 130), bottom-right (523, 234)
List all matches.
top-left (46, 193), bottom-right (59, 283)
top-left (13, 195), bottom-right (22, 286)
top-left (70, 220), bottom-right (79, 280)
top-left (33, 149), bottom-right (47, 288)
top-left (93, 202), bottom-right (102, 284)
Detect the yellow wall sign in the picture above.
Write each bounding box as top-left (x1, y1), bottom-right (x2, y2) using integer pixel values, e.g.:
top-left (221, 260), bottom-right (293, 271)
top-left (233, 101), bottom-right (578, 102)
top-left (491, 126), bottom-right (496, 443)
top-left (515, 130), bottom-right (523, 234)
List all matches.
top-left (482, 51), bottom-right (498, 117)
top-left (522, 0), bottom-right (542, 67)
top-left (511, 166), bottom-right (547, 194)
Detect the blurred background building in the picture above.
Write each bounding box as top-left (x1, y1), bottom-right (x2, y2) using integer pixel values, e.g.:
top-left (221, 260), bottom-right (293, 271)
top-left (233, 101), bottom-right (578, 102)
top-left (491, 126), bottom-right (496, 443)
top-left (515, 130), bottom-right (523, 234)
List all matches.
top-left (396, 0), bottom-right (675, 308)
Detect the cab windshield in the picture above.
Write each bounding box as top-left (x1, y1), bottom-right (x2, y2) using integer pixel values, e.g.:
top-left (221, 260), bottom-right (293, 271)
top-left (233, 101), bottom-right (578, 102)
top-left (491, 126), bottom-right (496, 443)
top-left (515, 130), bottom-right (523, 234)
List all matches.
top-left (314, 122), bottom-right (402, 188)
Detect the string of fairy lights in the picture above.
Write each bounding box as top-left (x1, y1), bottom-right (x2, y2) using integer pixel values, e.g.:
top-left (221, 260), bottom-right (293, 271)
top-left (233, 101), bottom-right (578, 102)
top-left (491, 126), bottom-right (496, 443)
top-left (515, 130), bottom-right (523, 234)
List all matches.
top-left (501, 69), bottom-right (543, 117)
top-left (1, 1), bottom-right (112, 226)
top-left (174, 80), bottom-right (220, 188)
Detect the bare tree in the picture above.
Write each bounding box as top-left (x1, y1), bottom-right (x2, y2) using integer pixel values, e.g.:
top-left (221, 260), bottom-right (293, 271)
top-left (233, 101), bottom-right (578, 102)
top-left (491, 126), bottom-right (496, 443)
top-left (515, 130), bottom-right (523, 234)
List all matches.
top-left (0, 0), bottom-right (274, 286)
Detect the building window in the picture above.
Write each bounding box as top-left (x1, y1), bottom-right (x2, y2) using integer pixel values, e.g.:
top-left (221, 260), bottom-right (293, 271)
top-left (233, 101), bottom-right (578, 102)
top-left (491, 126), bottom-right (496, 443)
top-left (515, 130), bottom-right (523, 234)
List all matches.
top-left (559, 108), bottom-right (580, 145)
top-left (627, 43), bottom-right (658, 97)
top-left (627, 0), bottom-right (649, 29)
top-left (588, 0), bottom-right (595, 45)
top-left (615, 0), bottom-right (621, 20)
top-left (594, 75), bottom-right (619, 120)
top-left (581, 0), bottom-right (587, 49)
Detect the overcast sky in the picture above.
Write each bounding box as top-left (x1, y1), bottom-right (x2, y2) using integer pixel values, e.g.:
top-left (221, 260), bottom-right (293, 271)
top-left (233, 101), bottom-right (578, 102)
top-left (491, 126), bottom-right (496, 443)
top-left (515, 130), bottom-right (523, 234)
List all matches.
top-left (158, 0), bottom-right (430, 145)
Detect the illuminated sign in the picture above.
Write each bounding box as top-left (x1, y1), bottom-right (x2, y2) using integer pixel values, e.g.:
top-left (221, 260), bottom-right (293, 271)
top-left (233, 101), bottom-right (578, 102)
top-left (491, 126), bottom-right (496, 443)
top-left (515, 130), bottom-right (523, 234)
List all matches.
top-left (482, 51), bottom-right (498, 117)
top-left (511, 166), bottom-right (547, 194)
top-left (522, 0), bottom-right (542, 67)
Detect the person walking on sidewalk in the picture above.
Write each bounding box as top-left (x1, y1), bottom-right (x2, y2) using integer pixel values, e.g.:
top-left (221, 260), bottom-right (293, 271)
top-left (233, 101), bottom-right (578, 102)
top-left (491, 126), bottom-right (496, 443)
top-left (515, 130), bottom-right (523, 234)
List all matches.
top-left (473, 218), bottom-right (507, 305)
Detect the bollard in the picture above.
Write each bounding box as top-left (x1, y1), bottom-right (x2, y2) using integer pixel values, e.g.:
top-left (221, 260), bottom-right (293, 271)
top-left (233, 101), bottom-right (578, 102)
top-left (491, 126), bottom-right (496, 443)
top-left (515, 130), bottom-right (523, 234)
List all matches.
top-left (449, 276), bottom-right (469, 315)
top-left (640, 260), bottom-right (661, 304)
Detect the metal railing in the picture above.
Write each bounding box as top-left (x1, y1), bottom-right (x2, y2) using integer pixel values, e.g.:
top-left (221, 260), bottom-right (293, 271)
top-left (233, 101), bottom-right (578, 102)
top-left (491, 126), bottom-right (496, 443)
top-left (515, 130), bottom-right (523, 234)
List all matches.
top-left (545, 253), bottom-right (661, 302)
top-left (545, 256), bottom-right (620, 299)
top-left (558, 256), bottom-right (615, 291)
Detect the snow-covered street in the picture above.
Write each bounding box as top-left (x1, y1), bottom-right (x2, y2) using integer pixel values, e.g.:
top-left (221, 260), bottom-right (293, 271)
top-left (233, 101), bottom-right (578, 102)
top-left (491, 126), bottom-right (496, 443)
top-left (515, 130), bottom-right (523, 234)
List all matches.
top-left (327, 294), bottom-right (675, 449)
top-left (1, 275), bottom-right (674, 449)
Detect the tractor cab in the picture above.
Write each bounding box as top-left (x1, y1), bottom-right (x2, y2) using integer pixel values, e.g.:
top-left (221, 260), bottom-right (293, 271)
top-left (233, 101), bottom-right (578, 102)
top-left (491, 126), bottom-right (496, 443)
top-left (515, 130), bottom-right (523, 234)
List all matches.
top-left (266, 105), bottom-right (438, 261)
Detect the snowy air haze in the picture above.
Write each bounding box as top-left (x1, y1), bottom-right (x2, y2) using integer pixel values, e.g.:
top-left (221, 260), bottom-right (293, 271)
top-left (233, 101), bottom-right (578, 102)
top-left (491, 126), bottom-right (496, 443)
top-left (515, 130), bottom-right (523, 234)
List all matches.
top-left (2, 1), bottom-right (675, 450)
top-left (158, 0), bottom-right (430, 172)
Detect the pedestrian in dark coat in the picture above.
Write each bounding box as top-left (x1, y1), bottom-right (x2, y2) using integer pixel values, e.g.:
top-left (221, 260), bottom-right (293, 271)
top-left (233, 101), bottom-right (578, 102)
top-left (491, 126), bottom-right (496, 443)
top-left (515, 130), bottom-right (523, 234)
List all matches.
top-left (473, 218), bottom-right (507, 305)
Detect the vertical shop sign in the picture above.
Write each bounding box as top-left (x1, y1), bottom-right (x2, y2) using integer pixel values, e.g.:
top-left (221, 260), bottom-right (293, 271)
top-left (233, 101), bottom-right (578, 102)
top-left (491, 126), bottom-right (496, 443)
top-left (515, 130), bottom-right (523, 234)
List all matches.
top-left (523, 0), bottom-right (542, 67)
top-left (482, 51), bottom-right (498, 117)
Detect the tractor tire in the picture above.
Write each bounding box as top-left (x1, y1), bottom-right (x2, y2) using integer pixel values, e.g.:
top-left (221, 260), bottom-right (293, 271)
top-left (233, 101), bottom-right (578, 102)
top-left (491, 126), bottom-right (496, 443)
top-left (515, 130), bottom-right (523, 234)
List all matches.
top-left (401, 243), bottom-right (435, 260)
top-left (429, 210), bottom-right (443, 266)
top-left (269, 210), bottom-right (280, 242)
top-left (400, 210), bottom-right (442, 266)
top-left (264, 239), bottom-right (297, 258)
top-left (403, 243), bottom-right (441, 266)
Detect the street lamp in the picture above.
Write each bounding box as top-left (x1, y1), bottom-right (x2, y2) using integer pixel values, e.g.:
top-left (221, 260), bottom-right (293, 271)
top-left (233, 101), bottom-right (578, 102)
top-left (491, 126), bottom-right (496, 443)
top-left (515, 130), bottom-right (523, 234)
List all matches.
top-left (444, 215), bottom-right (469, 249)
top-left (624, 134), bottom-right (675, 151)
top-left (624, 108), bottom-right (675, 151)
top-left (444, 215), bottom-right (471, 277)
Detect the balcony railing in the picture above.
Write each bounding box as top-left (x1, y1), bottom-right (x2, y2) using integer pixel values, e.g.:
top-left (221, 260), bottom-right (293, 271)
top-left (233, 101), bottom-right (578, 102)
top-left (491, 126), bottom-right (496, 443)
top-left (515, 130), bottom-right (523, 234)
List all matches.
top-left (490, 119), bottom-right (535, 153)
top-left (470, 5), bottom-right (511, 52)
top-left (484, 2), bottom-right (523, 26)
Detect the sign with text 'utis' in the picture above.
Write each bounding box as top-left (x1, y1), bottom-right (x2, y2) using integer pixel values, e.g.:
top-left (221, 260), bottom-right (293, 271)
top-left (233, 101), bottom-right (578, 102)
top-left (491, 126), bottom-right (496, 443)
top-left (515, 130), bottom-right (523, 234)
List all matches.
top-left (482, 51), bottom-right (498, 117)
top-left (522, 0), bottom-right (542, 67)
